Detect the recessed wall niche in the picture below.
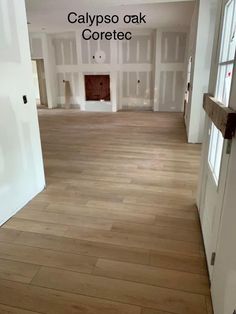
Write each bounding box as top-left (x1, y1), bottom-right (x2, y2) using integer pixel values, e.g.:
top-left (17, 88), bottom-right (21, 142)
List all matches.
top-left (84, 75), bottom-right (110, 101)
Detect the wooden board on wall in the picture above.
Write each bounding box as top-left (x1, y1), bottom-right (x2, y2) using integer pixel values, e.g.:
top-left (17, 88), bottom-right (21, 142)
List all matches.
top-left (203, 94), bottom-right (236, 139)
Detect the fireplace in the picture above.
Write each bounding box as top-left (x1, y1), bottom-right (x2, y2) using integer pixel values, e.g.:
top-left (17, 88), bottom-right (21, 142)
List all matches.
top-left (84, 75), bottom-right (110, 101)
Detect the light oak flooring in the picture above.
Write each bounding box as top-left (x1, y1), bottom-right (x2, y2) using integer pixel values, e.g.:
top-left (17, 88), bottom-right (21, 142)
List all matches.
top-left (0, 110), bottom-right (212, 314)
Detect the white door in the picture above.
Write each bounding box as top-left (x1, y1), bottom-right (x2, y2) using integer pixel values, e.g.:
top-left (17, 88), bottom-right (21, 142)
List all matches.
top-left (199, 0), bottom-right (236, 278)
top-left (210, 80), bottom-right (236, 314)
top-left (201, 123), bottom-right (230, 278)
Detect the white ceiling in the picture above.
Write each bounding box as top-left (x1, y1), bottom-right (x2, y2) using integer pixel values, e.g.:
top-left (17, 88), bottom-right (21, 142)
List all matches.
top-left (25, 0), bottom-right (195, 33)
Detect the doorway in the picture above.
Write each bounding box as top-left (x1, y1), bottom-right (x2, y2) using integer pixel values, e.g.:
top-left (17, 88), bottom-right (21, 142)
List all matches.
top-left (31, 59), bottom-right (48, 108)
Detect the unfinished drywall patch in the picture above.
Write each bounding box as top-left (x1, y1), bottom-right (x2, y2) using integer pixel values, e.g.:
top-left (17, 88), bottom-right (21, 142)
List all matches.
top-left (51, 32), bottom-right (80, 107)
top-left (73, 73), bottom-right (80, 98)
top-left (121, 70), bottom-right (152, 110)
top-left (56, 71), bottom-right (79, 106)
top-left (56, 73), bottom-right (64, 97)
top-left (159, 70), bottom-right (184, 111)
top-left (122, 33), bottom-right (154, 73)
top-left (52, 37), bottom-right (77, 65)
top-left (81, 37), bottom-right (111, 64)
top-left (122, 34), bottom-right (153, 64)
top-left (31, 38), bottom-right (43, 59)
top-left (100, 38), bottom-right (111, 63)
top-left (119, 31), bottom-right (154, 110)
top-left (53, 39), bottom-right (63, 65)
top-left (154, 30), bottom-right (187, 112)
top-left (161, 32), bottom-right (186, 63)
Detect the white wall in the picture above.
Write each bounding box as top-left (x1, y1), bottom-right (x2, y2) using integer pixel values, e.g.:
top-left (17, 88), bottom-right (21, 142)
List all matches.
top-left (186, 0), bottom-right (218, 143)
top-left (0, 0), bottom-right (45, 225)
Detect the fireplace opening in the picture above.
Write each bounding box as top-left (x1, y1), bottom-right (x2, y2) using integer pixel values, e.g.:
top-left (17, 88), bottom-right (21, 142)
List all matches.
top-left (84, 75), bottom-right (110, 101)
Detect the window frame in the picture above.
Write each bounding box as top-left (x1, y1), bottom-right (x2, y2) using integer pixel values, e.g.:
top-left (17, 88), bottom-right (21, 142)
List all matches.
top-left (208, 0), bottom-right (236, 185)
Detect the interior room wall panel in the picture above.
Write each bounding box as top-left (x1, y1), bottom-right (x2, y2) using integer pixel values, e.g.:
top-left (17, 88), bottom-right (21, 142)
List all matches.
top-left (121, 70), bottom-right (152, 110)
top-left (56, 73), bottom-right (65, 97)
top-left (119, 32), bottom-right (154, 110)
top-left (52, 36), bottom-right (77, 66)
top-left (122, 72), bottom-right (128, 97)
top-left (90, 39), bottom-right (99, 63)
top-left (30, 28), bottom-right (187, 112)
top-left (31, 38), bottom-right (43, 59)
top-left (80, 38), bottom-right (111, 64)
top-left (154, 30), bottom-right (187, 112)
top-left (53, 39), bottom-right (63, 65)
top-left (81, 41), bottom-right (89, 64)
top-left (139, 37), bottom-right (152, 63)
top-left (158, 69), bottom-right (184, 111)
top-left (29, 33), bottom-right (57, 108)
top-left (73, 73), bottom-right (80, 97)
top-left (139, 71), bottom-right (148, 96)
top-left (100, 39), bottom-right (111, 64)
top-left (161, 32), bottom-right (187, 63)
top-left (122, 34), bottom-right (153, 65)
top-left (63, 39), bottom-right (71, 65)
top-left (51, 33), bottom-right (79, 107)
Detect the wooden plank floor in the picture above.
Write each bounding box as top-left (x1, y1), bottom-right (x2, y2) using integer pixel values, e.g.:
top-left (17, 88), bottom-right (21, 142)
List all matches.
top-left (0, 110), bottom-right (212, 314)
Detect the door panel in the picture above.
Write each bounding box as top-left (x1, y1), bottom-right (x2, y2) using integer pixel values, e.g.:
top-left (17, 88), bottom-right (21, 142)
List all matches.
top-left (201, 129), bottom-right (229, 277)
top-left (200, 0), bottom-right (236, 279)
top-left (210, 0), bottom-right (236, 307)
top-left (211, 137), bottom-right (236, 314)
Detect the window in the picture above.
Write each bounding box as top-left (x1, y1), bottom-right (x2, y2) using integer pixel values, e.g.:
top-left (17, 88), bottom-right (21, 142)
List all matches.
top-left (208, 125), bottom-right (224, 183)
top-left (208, 0), bottom-right (236, 184)
top-left (216, 0), bottom-right (236, 106)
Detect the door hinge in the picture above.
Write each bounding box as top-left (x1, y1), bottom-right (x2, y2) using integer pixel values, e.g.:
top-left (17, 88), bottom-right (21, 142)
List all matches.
top-left (226, 139), bottom-right (232, 155)
top-left (211, 252), bottom-right (216, 266)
